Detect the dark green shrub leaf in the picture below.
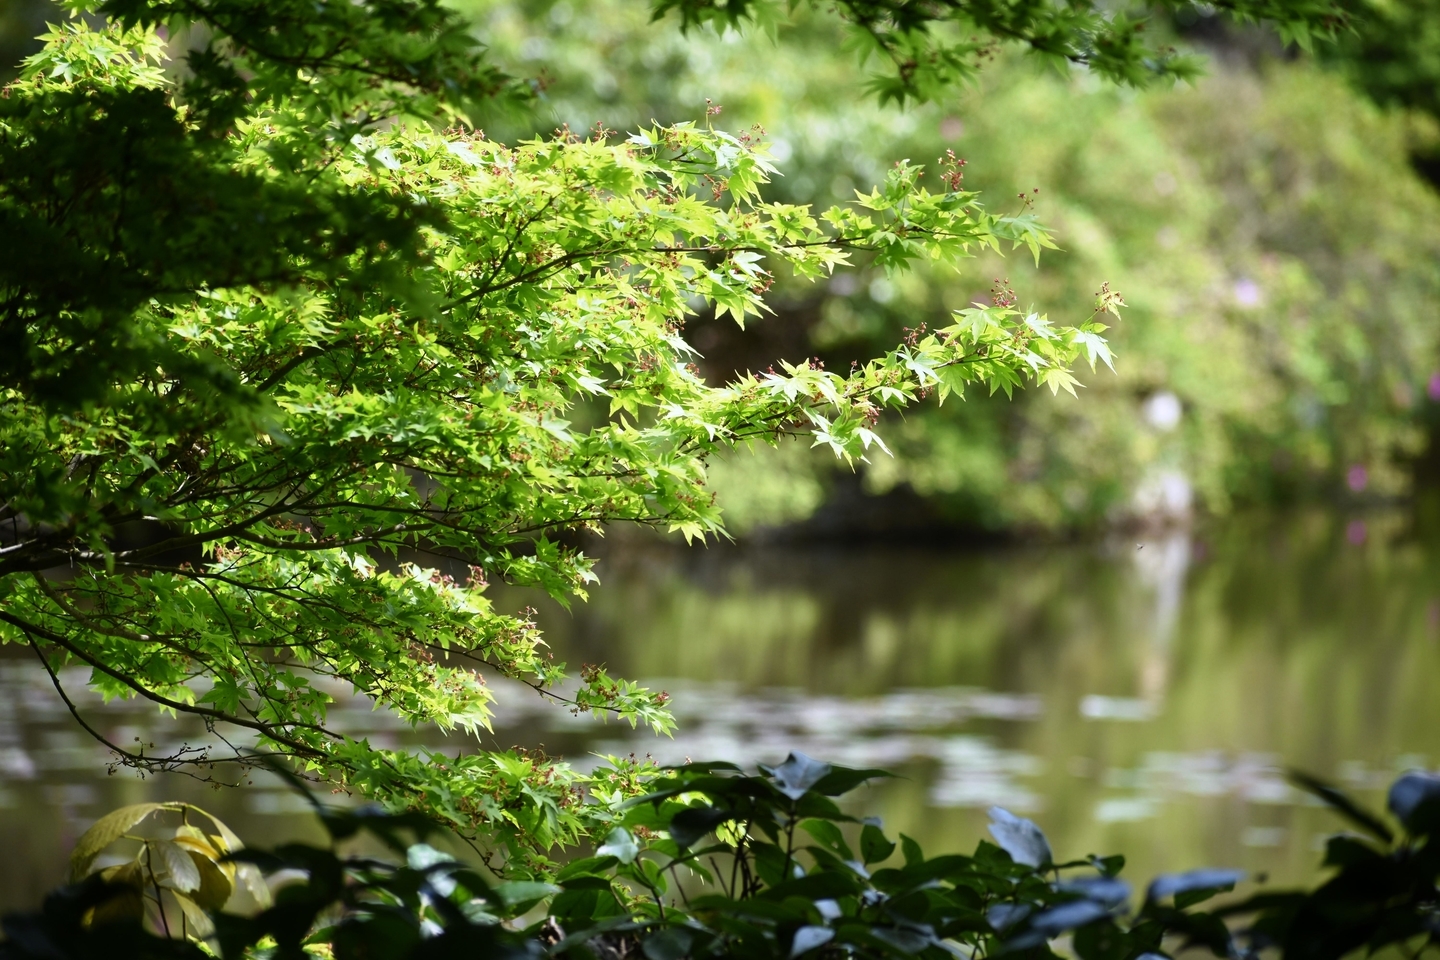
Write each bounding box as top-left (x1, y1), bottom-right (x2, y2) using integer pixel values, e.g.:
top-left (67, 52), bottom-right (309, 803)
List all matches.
top-left (750, 842), bottom-right (793, 888)
top-left (810, 766), bottom-right (892, 797)
top-left (1091, 855), bottom-right (1126, 878)
top-left (791, 793), bottom-right (848, 821)
top-left (763, 753), bottom-right (833, 801)
top-left (642, 926), bottom-right (692, 960)
top-left (1029, 900), bottom-right (1111, 935)
top-left (987, 902), bottom-right (1032, 933)
top-left (789, 925), bottom-right (834, 957)
top-left (762, 871), bottom-right (863, 902)
top-left (1388, 771), bottom-right (1440, 835)
top-left (597, 828), bottom-right (639, 865)
top-left (1059, 878), bottom-right (1131, 908)
top-left (668, 806), bottom-right (735, 849)
top-left (556, 856), bottom-right (620, 883)
top-left (548, 887), bottom-right (601, 926)
top-left (864, 924), bottom-right (934, 954)
top-left (986, 807), bottom-right (1052, 868)
top-left (558, 875), bottom-right (618, 891)
top-left (492, 880), bottom-right (560, 910)
top-left (800, 820), bottom-right (854, 861)
top-left (901, 834), bottom-right (924, 869)
top-left (1291, 771), bottom-right (1394, 844)
top-left (804, 845), bottom-right (870, 881)
top-left (1322, 835), bottom-right (1385, 869)
top-left (1071, 917), bottom-right (1131, 960)
top-left (1145, 870), bottom-right (1242, 905)
top-left (860, 823), bottom-right (897, 865)
top-left (664, 761), bottom-right (743, 775)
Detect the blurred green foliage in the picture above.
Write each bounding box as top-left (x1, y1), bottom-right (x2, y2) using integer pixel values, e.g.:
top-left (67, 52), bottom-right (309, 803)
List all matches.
top-left (466, 0), bottom-right (1440, 533)
top-left (1325, 0), bottom-right (1440, 182)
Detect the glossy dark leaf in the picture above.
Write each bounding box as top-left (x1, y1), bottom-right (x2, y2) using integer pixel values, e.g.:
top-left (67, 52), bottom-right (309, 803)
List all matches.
top-left (800, 819), bottom-right (854, 861)
top-left (492, 881), bottom-right (560, 910)
top-left (663, 761), bottom-right (743, 775)
top-left (642, 926), bottom-right (693, 960)
top-left (668, 806), bottom-right (735, 849)
top-left (761, 870), bottom-right (864, 902)
top-left (901, 833), bottom-right (924, 869)
top-left (810, 766), bottom-right (892, 797)
top-left (548, 887), bottom-right (607, 927)
top-left (986, 902), bottom-right (1032, 933)
top-left (633, 774), bottom-right (775, 807)
top-left (1092, 854), bottom-right (1126, 878)
top-left (791, 792), bottom-right (849, 821)
top-left (1322, 835), bottom-right (1385, 869)
top-left (861, 822), bottom-right (897, 865)
top-left (556, 856), bottom-right (620, 883)
top-left (1174, 887), bottom-right (1226, 911)
top-left (1290, 770), bottom-right (1395, 844)
top-left (865, 924), bottom-right (935, 954)
top-left (1060, 877), bottom-right (1131, 908)
top-left (803, 844), bottom-right (870, 881)
top-left (986, 807), bottom-right (1053, 868)
top-left (1029, 900), bottom-right (1111, 936)
top-left (596, 828), bottom-right (639, 865)
top-left (1387, 771), bottom-right (1440, 835)
top-left (789, 925), bottom-right (834, 957)
top-left (1146, 869), bottom-right (1243, 905)
top-left (1068, 920), bottom-right (1126, 960)
top-left (763, 752), bottom-right (833, 801)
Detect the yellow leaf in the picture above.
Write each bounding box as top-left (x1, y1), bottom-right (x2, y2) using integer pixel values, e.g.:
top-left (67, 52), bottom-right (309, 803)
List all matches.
top-left (232, 863), bottom-right (274, 912)
top-left (151, 838), bottom-right (202, 893)
top-left (172, 835), bottom-right (236, 910)
top-left (70, 803), bottom-right (166, 881)
top-left (170, 891), bottom-right (216, 939)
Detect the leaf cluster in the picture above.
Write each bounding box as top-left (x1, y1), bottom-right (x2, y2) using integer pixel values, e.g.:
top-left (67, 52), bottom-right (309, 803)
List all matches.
top-left (1, 754), bottom-right (1269, 960)
top-left (0, 13), bottom-right (1112, 857)
top-left (649, 0), bottom-right (1349, 104)
top-left (538, 752), bottom-right (1243, 960)
top-left (1227, 771), bottom-right (1440, 960)
top-left (64, 802), bottom-right (271, 941)
top-left (16, 759), bottom-right (1440, 960)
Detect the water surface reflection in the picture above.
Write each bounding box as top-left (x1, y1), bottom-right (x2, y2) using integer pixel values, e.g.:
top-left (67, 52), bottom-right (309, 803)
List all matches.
top-left (1, 513), bottom-right (1436, 907)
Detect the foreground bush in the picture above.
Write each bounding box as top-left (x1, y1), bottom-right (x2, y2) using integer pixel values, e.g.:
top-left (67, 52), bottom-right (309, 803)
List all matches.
top-left (5, 757), bottom-right (1440, 960)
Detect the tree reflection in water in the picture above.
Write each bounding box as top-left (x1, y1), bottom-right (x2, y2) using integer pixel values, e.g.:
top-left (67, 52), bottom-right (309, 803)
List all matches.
top-left (0, 511), bottom-right (1437, 908)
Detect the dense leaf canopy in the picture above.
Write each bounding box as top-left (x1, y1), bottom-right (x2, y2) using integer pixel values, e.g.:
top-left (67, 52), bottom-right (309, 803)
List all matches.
top-left (0, 0), bottom-right (1146, 862)
top-left (651, 0), bottom-right (1348, 101)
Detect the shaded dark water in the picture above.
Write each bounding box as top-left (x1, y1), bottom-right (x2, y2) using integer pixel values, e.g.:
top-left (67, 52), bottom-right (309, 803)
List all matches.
top-left (2, 512), bottom-right (1437, 908)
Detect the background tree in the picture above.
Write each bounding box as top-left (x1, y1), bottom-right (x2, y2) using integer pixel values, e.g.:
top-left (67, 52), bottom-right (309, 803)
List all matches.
top-left (467, 0), bottom-right (1440, 534)
top-left (1323, 0), bottom-right (1440, 186)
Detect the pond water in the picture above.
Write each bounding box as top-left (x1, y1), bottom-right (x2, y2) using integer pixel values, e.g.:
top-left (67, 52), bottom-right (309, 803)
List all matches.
top-left (2, 511), bottom-right (1438, 910)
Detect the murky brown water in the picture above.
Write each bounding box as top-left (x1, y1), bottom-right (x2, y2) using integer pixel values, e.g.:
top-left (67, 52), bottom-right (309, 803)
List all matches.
top-left (2, 511), bottom-right (1437, 909)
